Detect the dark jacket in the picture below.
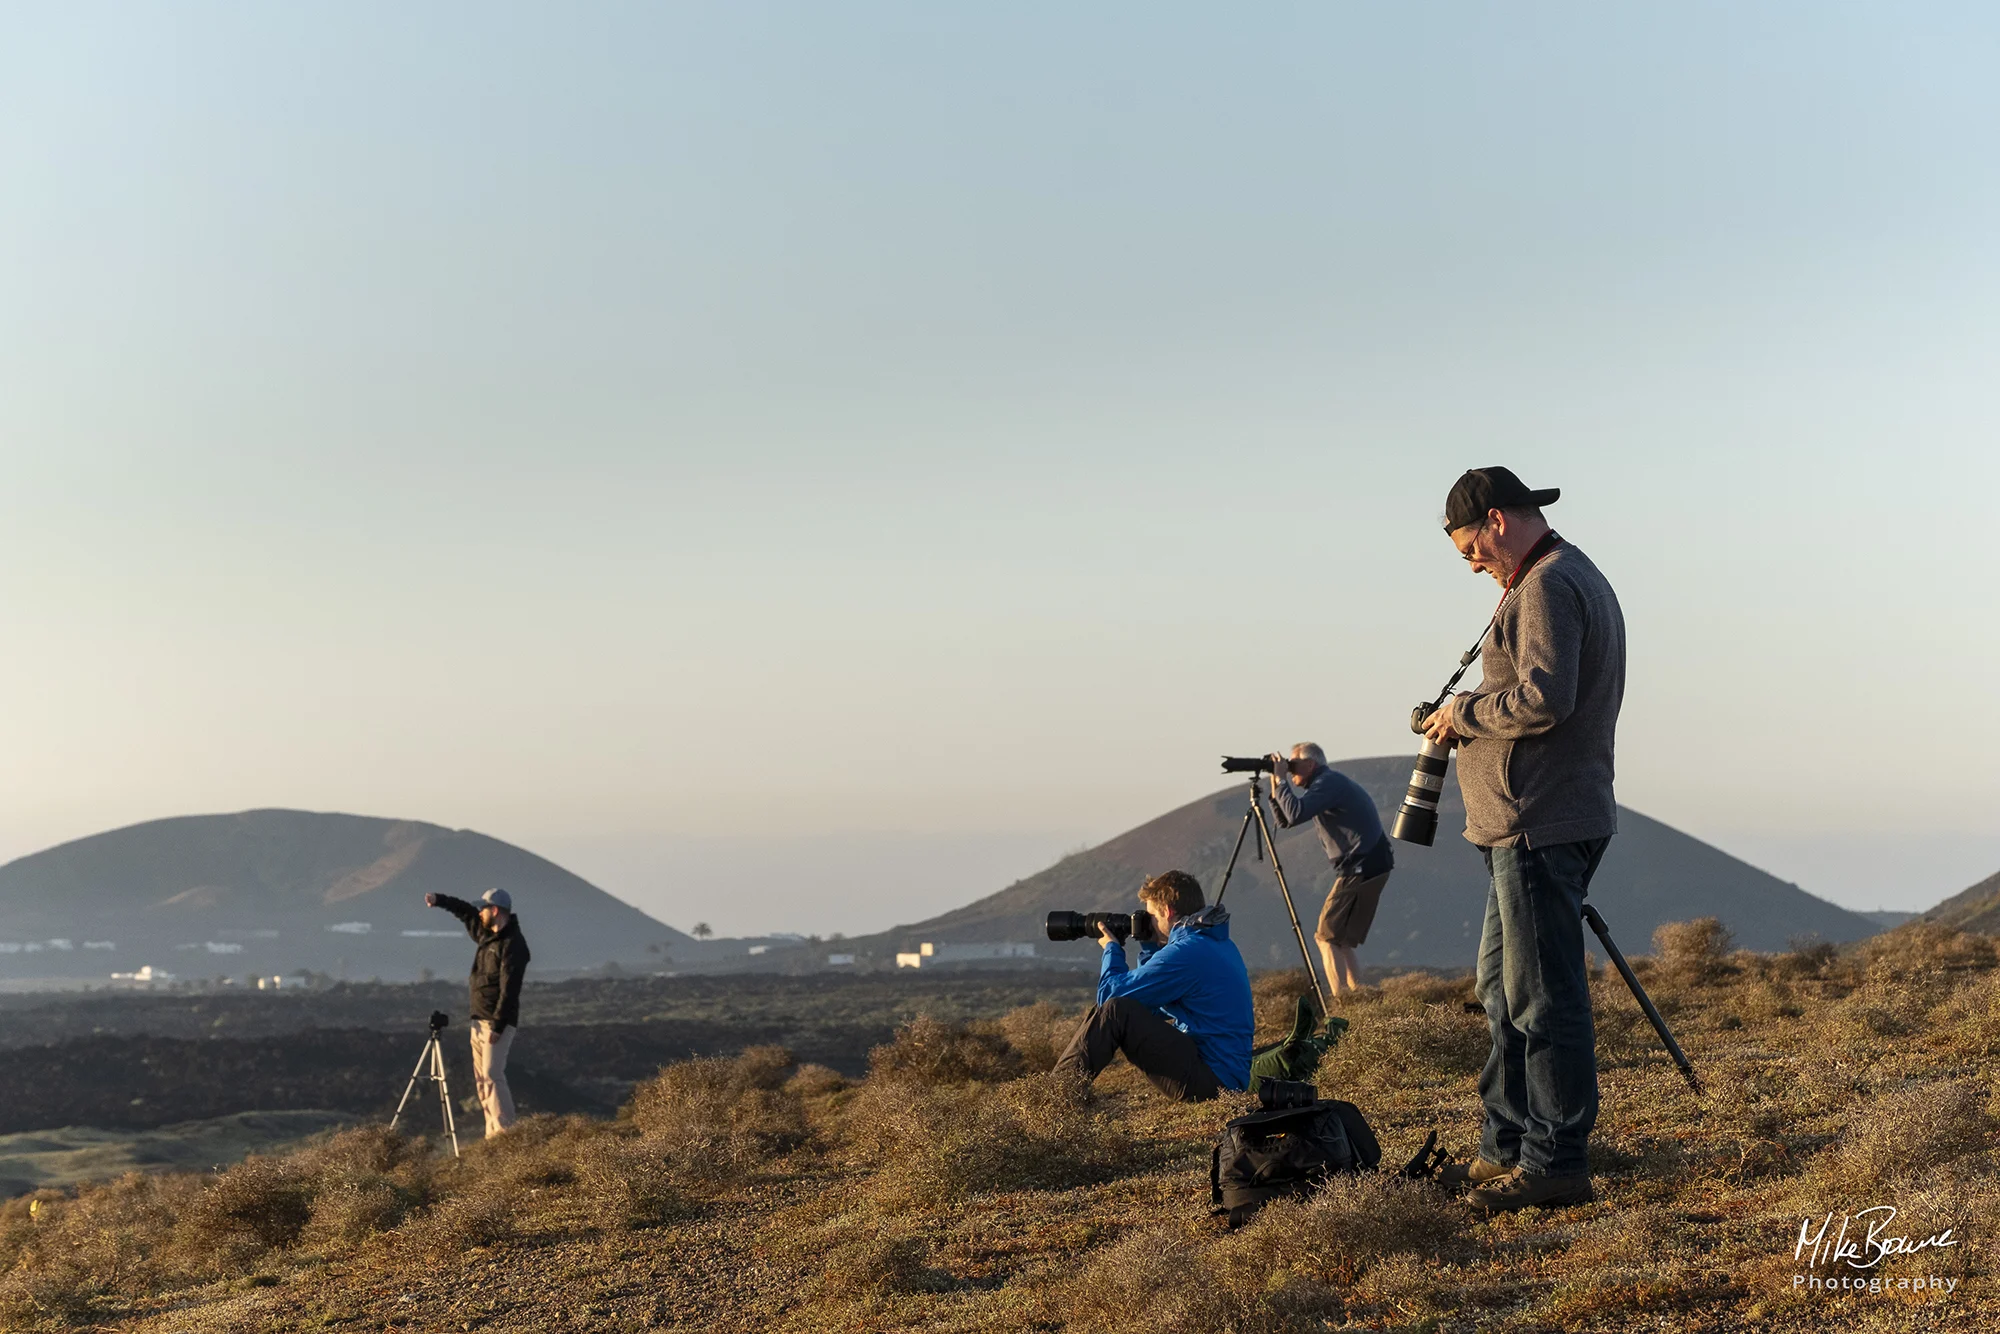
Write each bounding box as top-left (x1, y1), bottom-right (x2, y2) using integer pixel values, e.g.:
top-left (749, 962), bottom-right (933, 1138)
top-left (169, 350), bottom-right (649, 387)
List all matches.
top-left (1268, 765), bottom-right (1393, 881)
top-left (1097, 905), bottom-right (1254, 1090)
top-left (432, 895), bottom-right (530, 1030)
top-left (1448, 540), bottom-right (1625, 848)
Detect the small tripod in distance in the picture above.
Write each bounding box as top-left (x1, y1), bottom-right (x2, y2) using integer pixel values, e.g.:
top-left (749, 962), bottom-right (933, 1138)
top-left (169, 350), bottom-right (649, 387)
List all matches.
top-left (389, 1010), bottom-right (461, 1157)
top-left (1213, 769), bottom-right (1330, 1016)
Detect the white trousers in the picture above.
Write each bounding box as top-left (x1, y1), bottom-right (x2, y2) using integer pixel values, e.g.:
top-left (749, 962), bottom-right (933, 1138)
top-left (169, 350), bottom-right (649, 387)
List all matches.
top-left (468, 1018), bottom-right (517, 1137)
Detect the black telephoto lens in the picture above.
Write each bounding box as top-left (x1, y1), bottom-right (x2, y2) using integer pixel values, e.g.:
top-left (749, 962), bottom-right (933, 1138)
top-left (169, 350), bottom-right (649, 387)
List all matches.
top-left (1390, 738), bottom-right (1452, 847)
top-left (1219, 755), bottom-right (1276, 774)
top-left (1047, 910), bottom-right (1150, 942)
top-left (1045, 911), bottom-right (1087, 941)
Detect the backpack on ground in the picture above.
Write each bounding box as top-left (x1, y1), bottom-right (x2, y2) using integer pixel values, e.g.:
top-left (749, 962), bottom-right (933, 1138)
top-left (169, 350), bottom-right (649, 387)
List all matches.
top-left (1208, 1080), bottom-right (1381, 1228)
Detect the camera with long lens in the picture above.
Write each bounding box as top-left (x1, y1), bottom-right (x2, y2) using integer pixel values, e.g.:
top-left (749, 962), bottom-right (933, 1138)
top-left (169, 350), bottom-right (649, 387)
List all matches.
top-left (1219, 755), bottom-right (1277, 774)
top-left (1390, 703), bottom-right (1452, 847)
top-left (1046, 910), bottom-right (1157, 943)
top-left (428, 1010), bottom-right (450, 1032)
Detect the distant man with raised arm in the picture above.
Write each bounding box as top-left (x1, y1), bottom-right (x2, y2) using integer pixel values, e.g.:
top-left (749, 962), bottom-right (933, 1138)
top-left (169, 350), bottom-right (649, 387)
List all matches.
top-left (424, 887), bottom-right (531, 1138)
top-left (1421, 466), bottom-right (1624, 1214)
top-left (1266, 742), bottom-right (1394, 997)
top-left (1052, 870), bottom-right (1254, 1102)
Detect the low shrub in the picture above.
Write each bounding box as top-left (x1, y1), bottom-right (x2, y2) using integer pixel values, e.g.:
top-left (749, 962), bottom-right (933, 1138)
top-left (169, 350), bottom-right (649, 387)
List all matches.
top-left (997, 1001), bottom-right (1080, 1073)
top-left (404, 1182), bottom-right (516, 1258)
top-left (818, 1233), bottom-right (953, 1300)
top-left (1650, 917), bottom-right (1736, 985)
top-left (572, 1135), bottom-right (692, 1230)
top-left (1807, 1078), bottom-right (1996, 1196)
top-left (177, 1153), bottom-right (319, 1264)
top-left (867, 1015), bottom-right (1024, 1085)
top-left (1059, 1174), bottom-right (1465, 1334)
top-left (626, 1046), bottom-right (808, 1175)
top-left (1773, 938), bottom-right (1842, 979)
top-left (785, 1062), bottom-right (851, 1100)
top-left (1858, 923), bottom-right (1997, 974)
top-left (845, 1074), bottom-right (1135, 1205)
top-left (1825, 960), bottom-right (1954, 1041)
top-left (0, 1174), bottom-right (200, 1329)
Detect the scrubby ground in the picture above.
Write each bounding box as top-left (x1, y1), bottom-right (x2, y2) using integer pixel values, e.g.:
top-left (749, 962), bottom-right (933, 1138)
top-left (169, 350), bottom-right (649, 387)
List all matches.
top-left (3, 921), bottom-right (1997, 1333)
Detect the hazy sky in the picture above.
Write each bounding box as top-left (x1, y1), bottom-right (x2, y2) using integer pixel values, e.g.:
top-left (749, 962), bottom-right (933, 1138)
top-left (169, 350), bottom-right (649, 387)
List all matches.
top-left (3, 4), bottom-right (1996, 935)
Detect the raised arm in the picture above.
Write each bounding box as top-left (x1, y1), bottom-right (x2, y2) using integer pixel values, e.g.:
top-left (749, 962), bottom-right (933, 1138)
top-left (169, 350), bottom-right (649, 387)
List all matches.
top-left (1268, 771), bottom-right (1336, 829)
top-left (428, 893), bottom-right (481, 940)
top-left (1097, 937), bottom-right (1196, 1010)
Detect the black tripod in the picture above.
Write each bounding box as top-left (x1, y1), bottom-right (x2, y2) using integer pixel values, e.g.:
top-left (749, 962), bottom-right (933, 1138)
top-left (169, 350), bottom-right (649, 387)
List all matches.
top-left (389, 1011), bottom-right (462, 1157)
top-left (1582, 906), bottom-right (1701, 1092)
top-left (1213, 775), bottom-right (1330, 1015)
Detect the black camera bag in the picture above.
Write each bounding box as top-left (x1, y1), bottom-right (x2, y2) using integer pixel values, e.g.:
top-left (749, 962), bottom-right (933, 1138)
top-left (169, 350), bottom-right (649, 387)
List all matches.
top-left (1209, 1084), bottom-right (1381, 1228)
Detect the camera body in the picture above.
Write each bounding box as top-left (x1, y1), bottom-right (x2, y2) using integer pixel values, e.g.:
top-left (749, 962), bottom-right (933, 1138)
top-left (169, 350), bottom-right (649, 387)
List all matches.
top-left (1409, 703), bottom-right (1436, 735)
top-left (1046, 910), bottom-right (1158, 943)
top-left (1220, 755), bottom-right (1277, 774)
top-left (429, 1010), bottom-right (450, 1032)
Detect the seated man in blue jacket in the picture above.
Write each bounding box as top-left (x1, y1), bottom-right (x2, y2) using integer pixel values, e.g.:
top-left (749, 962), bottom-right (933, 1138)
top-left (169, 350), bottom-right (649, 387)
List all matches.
top-left (1052, 870), bottom-right (1254, 1101)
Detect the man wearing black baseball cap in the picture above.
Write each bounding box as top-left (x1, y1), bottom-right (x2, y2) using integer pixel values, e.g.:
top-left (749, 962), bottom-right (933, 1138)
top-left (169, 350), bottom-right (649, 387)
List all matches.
top-left (1421, 467), bottom-right (1625, 1213)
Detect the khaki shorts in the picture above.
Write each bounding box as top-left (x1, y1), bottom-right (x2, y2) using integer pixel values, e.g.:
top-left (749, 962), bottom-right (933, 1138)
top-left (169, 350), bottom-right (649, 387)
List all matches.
top-left (1316, 871), bottom-right (1390, 949)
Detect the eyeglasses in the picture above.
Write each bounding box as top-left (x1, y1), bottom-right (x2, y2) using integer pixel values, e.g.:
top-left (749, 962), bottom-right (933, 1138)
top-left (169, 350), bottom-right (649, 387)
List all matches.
top-left (1454, 518), bottom-right (1489, 561)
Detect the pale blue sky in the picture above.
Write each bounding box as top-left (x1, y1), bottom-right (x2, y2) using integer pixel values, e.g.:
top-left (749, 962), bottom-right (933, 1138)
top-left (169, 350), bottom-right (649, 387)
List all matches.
top-left (2, 4), bottom-right (1995, 934)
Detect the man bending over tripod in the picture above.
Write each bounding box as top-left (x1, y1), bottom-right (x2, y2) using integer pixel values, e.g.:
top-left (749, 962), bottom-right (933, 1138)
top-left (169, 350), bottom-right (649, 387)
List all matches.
top-left (425, 888), bottom-right (530, 1138)
top-left (1053, 870), bottom-right (1253, 1101)
top-left (1267, 742), bottom-right (1394, 996)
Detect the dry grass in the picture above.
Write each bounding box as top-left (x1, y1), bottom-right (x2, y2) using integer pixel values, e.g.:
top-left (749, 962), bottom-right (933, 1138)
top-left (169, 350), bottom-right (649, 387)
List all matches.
top-left (1059, 1173), bottom-right (1469, 1333)
top-left (866, 1014), bottom-right (1026, 1084)
top-left (997, 1000), bottom-right (1085, 1072)
top-left (5, 919), bottom-right (2000, 1333)
top-left (841, 1073), bottom-right (1139, 1206)
top-left (624, 1043), bottom-right (808, 1175)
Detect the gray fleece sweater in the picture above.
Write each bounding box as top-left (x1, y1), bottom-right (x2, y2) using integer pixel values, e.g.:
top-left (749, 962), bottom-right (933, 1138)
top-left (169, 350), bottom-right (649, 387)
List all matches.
top-left (1447, 540), bottom-right (1625, 849)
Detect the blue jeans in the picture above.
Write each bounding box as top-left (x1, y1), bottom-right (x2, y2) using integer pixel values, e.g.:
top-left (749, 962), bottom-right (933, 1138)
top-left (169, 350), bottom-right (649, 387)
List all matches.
top-left (1475, 838), bottom-right (1608, 1178)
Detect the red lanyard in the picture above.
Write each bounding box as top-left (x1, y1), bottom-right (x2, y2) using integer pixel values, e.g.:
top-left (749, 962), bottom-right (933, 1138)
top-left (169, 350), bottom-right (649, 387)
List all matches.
top-left (1422, 530), bottom-right (1565, 717)
top-left (1500, 529), bottom-right (1563, 603)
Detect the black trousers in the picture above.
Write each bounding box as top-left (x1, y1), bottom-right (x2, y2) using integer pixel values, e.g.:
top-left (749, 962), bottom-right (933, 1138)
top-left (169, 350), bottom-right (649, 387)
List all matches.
top-left (1054, 996), bottom-right (1222, 1102)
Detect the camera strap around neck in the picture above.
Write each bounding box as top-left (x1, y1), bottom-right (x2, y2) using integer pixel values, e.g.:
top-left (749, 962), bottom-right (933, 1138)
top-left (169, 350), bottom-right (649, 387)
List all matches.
top-left (1423, 530), bottom-right (1563, 714)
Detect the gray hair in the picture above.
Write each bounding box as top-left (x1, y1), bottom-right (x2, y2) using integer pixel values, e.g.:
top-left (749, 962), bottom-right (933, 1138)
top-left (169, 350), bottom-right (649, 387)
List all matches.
top-left (1290, 742), bottom-right (1326, 765)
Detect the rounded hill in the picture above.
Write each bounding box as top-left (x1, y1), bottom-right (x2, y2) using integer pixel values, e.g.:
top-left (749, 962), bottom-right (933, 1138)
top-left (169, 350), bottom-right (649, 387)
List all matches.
top-left (0, 810), bottom-right (687, 982)
top-left (871, 756), bottom-right (1885, 969)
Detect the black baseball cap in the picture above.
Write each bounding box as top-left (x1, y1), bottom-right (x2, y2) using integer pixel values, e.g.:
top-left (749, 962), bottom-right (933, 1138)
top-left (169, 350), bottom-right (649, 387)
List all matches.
top-left (1443, 467), bottom-right (1561, 532)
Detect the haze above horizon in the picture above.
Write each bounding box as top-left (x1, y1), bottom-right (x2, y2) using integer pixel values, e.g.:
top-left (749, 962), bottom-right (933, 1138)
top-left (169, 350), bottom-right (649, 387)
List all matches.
top-left (2, 4), bottom-right (1995, 937)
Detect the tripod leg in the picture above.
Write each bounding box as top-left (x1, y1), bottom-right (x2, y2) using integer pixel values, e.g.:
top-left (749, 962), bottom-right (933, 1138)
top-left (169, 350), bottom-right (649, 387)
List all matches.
top-left (1581, 905), bottom-right (1700, 1093)
top-left (389, 1040), bottom-right (435, 1133)
top-left (1211, 801), bottom-right (1260, 910)
top-left (433, 1037), bottom-right (461, 1157)
top-left (1252, 797), bottom-right (1331, 1016)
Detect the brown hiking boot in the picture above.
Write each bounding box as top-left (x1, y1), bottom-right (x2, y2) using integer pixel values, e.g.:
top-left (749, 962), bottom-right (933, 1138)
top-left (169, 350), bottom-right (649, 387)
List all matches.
top-left (1438, 1157), bottom-right (1513, 1189)
top-left (1467, 1168), bottom-right (1595, 1213)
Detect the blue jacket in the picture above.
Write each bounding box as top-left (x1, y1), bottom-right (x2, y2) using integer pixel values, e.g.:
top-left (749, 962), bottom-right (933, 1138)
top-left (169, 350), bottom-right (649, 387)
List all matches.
top-left (1269, 766), bottom-right (1393, 881)
top-left (1097, 905), bottom-right (1253, 1090)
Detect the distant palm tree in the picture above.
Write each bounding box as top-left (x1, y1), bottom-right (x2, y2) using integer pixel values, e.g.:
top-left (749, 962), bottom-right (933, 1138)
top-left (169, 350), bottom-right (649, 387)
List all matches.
top-left (692, 922), bottom-right (713, 940)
